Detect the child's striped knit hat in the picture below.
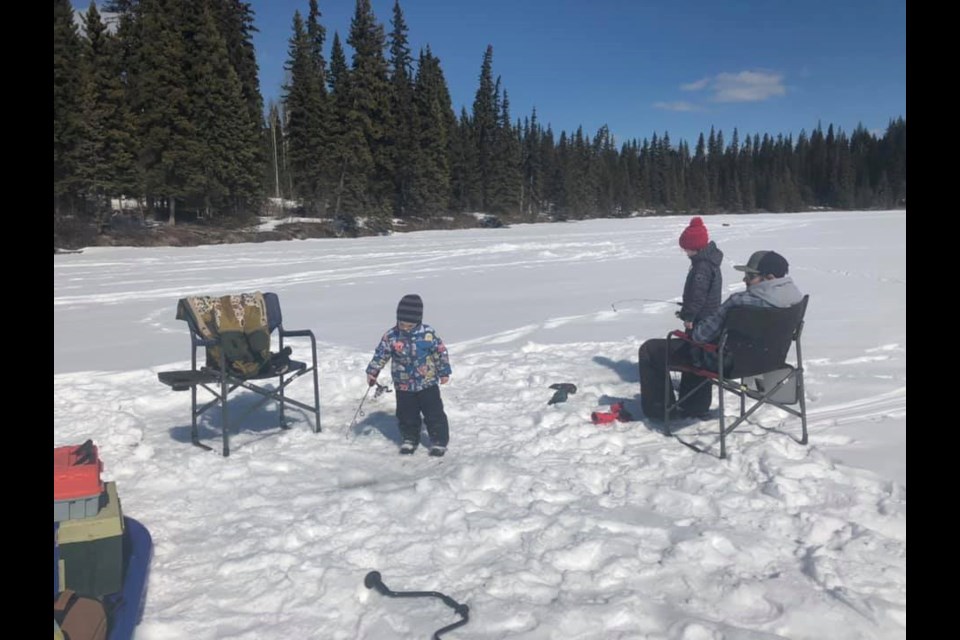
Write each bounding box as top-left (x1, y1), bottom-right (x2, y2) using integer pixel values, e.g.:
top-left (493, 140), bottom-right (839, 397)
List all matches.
top-left (397, 294), bottom-right (423, 324)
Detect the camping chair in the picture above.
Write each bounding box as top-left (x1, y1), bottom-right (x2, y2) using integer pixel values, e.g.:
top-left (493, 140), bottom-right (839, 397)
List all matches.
top-left (664, 295), bottom-right (809, 459)
top-left (157, 292), bottom-right (321, 457)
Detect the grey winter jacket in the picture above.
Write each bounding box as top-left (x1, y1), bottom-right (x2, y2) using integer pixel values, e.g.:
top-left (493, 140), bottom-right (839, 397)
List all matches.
top-left (679, 241), bottom-right (723, 325)
top-left (693, 275), bottom-right (804, 345)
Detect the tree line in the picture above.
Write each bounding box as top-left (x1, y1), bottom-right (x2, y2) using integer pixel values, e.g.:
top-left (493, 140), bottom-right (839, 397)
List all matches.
top-left (54, 0), bottom-right (906, 233)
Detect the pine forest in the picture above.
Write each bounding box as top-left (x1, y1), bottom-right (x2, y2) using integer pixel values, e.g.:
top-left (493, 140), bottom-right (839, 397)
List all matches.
top-left (54, 0), bottom-right (907, 246)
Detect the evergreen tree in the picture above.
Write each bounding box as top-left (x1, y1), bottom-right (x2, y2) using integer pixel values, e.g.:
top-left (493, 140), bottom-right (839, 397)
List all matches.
top-left (706, 127), bottom-right (721, 208)
top-left (212, 0), bottom-right (264, 128)
top-left (410, 47), bottom-right (454, 215)
top-left (637, 138), bottom-right (653, 210)
top-left (306, 0), bottom-right (327, 82)
top-left (102, 0), bottom-right (144, 206)
top-left (619, 139), bottom-right (640, 214)
top-left (647, 132), bottom-right (663, 207)
top-left (182, 0), bottom-right (261, 217)
top-left (724, 128), bottom-right (743, 211)
top-left (264, 101), bottom-right (285, 199)
top-left (881, 117), bottom-right (906, 205)
top-left (326, 30), bottom-right (370, 220)
top-left (593, 125), bottom-right (620, 216)
top-left (328, 31), bottom-right (347, 94)
top-left (388, 0), bottom-right (417, 217)
top-left (487, 90), bottom-right (522, 214)
top-left (304, 0), bottom-right (336, 208)
top-left (756, 134), bottom-right (780, 211)
top-left (712, 129), bottom-right (725, 209)
top-left (793, 130), bottom-right (813, 204)
top-left (215, 0), bottom-right (267, 203)
top-left (779, 134), bottom-right (803, 211)
top-left (674, 138), bottom-right (689, 213)
top-left (136, 0), bottom-right (199, 224)
top-left (54, 0), bottom-right (86, 217)
top-left (450, 107), bottom-right (480, 211)
top-left (521, 109), bottom-right (544, 219)
top-left (849, 124), bottom-right (873, 208)
top-left (562, 126), bottom-right (594, 217)
top-left (76, 2), bottom-right (138, 229)
top-left (540, 125), bottom-right (562, 216)
top-left (344, 0), bottom-right (393, 219)
top-left (807, 123), bottom-right (828, 205)
top-left (737, 133), bottom-right (756, 211)
top-left (282, 12), bottom-right (326, 211)
top-left (825, 124), bottom-right (839, 205)
top-left (659, 132), bottom-right (678, 210)
top-left (833, 129), bottom-right (855, 208)
top-left (552, 131), bottom-right (570, 218)
top-left (689, 133), bottom-right (709, 210)
top-left (471, 45), bottom-right (498, 210)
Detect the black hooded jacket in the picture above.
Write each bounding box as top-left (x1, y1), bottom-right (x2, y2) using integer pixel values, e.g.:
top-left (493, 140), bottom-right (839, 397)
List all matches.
top-left (679, 241), bottom-right (723, 325)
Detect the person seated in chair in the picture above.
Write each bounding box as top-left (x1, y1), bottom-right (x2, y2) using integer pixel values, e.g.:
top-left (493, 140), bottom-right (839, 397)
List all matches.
top-left (638, 250), bottom-right (804, 421)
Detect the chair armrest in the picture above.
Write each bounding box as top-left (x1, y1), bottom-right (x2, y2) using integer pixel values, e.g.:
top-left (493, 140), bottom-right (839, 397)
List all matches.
top-left (191, 335), bottom-right (219, 348)
top-left (667, 329), bottom-right (718, 353)
top-left (278, 328), bottom-right (317, 368)
top-left (280, 328), bottom-right (315, 339)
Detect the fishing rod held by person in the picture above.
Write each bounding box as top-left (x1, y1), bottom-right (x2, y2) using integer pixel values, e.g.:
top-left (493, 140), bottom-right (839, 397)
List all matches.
top-left (610, 298), bottom-right (683, 312)
top-left (347, 382), bottom-right (391, 437)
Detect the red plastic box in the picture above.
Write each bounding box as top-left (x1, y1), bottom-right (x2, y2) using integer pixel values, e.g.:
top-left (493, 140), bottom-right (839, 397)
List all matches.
top-left (54, 441), bottom-right (104, 501)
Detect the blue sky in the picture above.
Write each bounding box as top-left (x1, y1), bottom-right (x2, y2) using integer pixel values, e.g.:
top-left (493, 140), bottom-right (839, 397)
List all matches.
top-left (77, 0), bottom-right (906, 147)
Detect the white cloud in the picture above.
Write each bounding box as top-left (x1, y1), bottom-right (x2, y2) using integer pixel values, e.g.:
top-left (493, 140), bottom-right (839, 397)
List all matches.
top-left (681, 78), bottom-right (711, 91)
top-left (680, 70), bottom-right (787, 103)
top-left (653, 101), bottom-right (702, 112)
top-left (713, 71), bottom-right (786, 102)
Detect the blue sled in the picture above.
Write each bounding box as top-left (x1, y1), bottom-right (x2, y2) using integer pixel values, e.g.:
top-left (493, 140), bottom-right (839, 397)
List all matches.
top-left (104, 517), bottom-right (153, 640)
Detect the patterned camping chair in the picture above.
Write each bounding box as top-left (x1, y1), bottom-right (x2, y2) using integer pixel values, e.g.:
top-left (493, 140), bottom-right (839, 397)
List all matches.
top-left (158, 291), bottom-right (321, 457)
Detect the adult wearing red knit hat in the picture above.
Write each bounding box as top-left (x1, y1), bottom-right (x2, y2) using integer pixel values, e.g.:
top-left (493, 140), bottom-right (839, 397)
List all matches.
top-left (679, 216), bottom-right (710, 252)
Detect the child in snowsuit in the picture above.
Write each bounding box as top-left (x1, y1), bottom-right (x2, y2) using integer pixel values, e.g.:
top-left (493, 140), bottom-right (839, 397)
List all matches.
top-left (673, 216), bottom-right (724, 417)
top-left (366, 294), bottom-right (452, 456)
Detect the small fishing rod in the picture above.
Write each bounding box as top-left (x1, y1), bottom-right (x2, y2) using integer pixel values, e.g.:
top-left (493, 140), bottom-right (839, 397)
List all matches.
top-left (347, 382), bottom-right (391, 437)
top-left (610, 298), bottom-right (683, 312)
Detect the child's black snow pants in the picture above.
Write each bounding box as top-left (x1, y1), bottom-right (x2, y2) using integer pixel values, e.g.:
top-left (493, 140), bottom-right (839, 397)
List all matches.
top-left (396, 385), bottom-right (449, 446)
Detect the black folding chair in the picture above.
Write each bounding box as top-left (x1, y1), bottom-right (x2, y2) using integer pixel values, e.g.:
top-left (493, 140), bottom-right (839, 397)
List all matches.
top-left (158, 292), bottom-right (321, 457)
top-left (664, 295), bottom-right (809, 459)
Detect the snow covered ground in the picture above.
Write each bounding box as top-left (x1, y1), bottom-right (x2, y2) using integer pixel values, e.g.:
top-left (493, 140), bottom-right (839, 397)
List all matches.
top-left (54, 210), bottom-right (905, 639)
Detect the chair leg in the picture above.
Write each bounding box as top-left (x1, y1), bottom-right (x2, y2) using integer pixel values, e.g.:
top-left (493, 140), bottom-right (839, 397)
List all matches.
top-left (664, 374), bottom-right (672, 433)
top-left (278, 373), bottom-right (289, 430)
top-left (311, 351), bottom-right (321, 434)
top-left (190, 385), bottom-right (200, 445)
top-left (797, 368), bottom-right (808, 445)
top-left (221, 376), bottom-right (230, 457)
top-left (663, 360), bottom-right (671, 434)
top-left (187, 379), bottom-right (215, 453)
top-left (719, 380), bottom-right (727, 460)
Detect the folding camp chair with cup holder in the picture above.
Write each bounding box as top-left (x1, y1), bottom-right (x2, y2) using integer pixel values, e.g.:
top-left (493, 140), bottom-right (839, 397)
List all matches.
top-left (664, 295), bottom-right (809, 459)
top-left (158, 292), bottom-right (321, 457)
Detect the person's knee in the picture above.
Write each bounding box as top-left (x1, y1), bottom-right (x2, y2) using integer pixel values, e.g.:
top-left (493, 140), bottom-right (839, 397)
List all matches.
top-left (639, 339), bottom-right (665, 364)
top-left (638, 340), bottom-right (653, 362)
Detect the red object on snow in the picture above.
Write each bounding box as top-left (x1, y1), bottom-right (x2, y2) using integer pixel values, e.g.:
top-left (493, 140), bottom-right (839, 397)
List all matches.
top-left (591, 410), bottom-right (618, 424)
top-left (591, 402), bottom-right (634, 425)
top-left (54, 440), bottom-right (104, 501)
